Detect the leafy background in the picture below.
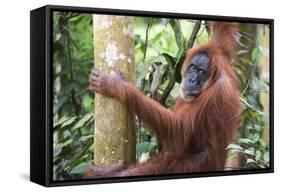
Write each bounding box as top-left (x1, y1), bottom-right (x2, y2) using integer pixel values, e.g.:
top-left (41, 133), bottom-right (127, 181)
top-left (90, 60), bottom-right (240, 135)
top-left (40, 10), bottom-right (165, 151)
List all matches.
top-left (52, 12), bottom-right (270, 180)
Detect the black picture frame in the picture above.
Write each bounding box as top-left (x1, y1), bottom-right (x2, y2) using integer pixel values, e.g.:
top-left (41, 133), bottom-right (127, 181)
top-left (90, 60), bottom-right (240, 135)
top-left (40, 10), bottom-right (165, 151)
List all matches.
top-left (30, 4), bottom-right (274, 187)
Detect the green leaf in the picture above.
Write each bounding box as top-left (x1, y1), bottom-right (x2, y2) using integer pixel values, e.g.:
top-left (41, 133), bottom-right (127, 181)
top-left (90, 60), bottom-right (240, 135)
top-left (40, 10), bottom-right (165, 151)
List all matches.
top-left (240, 97), bottom-right (265, 115)
top-left (257, 45), bottom-right (269, 59)
top-left (73, 113), bottom-right (93, 130)
top-left (176, 47), bottom-right (185, 61)
top-left (150, 64), bottom-right (166, 94)
top-left (238, 138), bottom-right (254, 144)
top-left (62, 130), bottom-right (71, 139)
top-left (263, 151), bottom-right (270, 162)
top-left (62, 139), bottom-right (73, 147)
top-left (61, 117), bottom-right (77, 128)
top-left (136, 142), bottom-right (150, 156)
top-left (53, 147), bottom-right (62, 157)
top-left (136, 63), bottom-right (151, 87)
top-left (226, 144), bottom-right (243, 151)
top-left (255, 150), bottom-right (262, 161)
top-left (259, 138), bottom-right (267, 147)
top-left (64, 154), bottom-right (89, 171)
top-left (169, 20), bottom-right (184, 50)
top-left (53, 96), bottom-right (68, 114)
top-left (70, 162), bottom-right (88, 174)
top-left (226, 152), bottom-right (237, 160)
top-left (252, 133), bottom-right (260, 143)
top-left (246, 158), bottom-right (256, 164)
top-left (82, 94), bottom-right (93, 111)
top-left (251, 47), bottom-right (259, 62)
top-left (55, 139), bottom-right (73, 148)
top-left (79, 135), bottom-right (94, 142)
top-left (244, 149), bottom-right (255, 156)
top-left (161, 53), bottom-right (176, 67)
top-left (54, 116), bottom-right (69, 127)
top-left (251, 45), bottom-right (268, 62)
top-left (230, 148), bottom-right (244, 153)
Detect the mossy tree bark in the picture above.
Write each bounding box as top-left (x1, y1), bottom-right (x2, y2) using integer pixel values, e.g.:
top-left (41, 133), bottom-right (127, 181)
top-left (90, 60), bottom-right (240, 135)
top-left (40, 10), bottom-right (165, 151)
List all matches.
top-left (93, 15), bottom-right (136, 167)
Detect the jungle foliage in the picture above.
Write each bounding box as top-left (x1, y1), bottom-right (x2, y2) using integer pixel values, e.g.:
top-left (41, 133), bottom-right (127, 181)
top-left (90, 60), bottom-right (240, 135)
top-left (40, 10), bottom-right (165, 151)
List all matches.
top-left (52, 12), bottom-right (270, 180)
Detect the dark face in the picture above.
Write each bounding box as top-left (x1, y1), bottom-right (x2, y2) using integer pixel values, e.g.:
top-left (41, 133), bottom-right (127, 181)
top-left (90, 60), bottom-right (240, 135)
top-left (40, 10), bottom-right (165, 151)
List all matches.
top-left (181, 53), bottom-right (210, 101)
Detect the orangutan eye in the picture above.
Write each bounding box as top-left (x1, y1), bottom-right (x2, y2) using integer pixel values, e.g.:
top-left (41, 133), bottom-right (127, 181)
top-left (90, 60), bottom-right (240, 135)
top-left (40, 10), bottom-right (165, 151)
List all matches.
top-left (198, 69), bottom-right (204, 74)
top-left (189, 65), bottom-right (195, 71)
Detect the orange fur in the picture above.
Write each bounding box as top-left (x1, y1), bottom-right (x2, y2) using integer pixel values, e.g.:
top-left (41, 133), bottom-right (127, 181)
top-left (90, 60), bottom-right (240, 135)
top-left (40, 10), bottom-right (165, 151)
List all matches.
top-left (87, 22), bottom-right (241, 177)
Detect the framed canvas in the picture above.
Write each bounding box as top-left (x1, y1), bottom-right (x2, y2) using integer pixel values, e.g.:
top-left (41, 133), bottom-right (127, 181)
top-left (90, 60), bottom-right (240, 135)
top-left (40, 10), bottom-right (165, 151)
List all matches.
top-left (30, 5), bottom-right (274, 187)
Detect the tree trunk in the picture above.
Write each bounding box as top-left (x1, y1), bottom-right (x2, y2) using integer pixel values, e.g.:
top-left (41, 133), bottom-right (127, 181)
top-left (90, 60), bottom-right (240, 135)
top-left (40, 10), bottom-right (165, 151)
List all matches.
top-left (258, 24), bottom-right (270, 143)
top-left (93, 15), bottom-right (136, 167)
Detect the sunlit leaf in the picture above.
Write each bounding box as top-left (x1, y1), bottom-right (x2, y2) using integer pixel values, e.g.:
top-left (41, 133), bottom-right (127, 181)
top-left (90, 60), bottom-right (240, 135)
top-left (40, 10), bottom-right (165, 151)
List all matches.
top-left (61, 117), bottom-right (77, 128)
top-left (244, 149), bottom-right (255, 156)
top-left (255, 150), bottom-right (261, 161)
top-left (264, 151), bottom-right (270, 162)
top-left (226, 144), bottom-right (243, 151)
top-left (226, 152), bottom-right (237, 160)
top-left (62, 139), bottom-right (73, 146)
top-left (259, 138), bottom-right (267, 147)
top-left (54, 116), bottom-right (69, 127)
top-left (252, 133), bottom-right (260, 143)
top-left (251, 46), bottom-right (260, 62)
top-left (238, 138), bottom-right (254, 144)
top-left (139, 152), bottom-right (150, 163)
top-left (246, 158), bottom-right (256, 164)
top-left (64, 154), bottom-right (89, 171)
top-left (240, 97), bottom-right (265, 115)
top-left (79, 135), bottom-right (94, 142)
top-left (55, 139), bottom-right (73, 149)
top-left (169, 20), bottom-right (184, 50)
top-left (73, 113), bottom-right (93, 130)
top-left (70, 162), bottom-right (88, 174)
top-left (258, 45), bottom-right (269, 59)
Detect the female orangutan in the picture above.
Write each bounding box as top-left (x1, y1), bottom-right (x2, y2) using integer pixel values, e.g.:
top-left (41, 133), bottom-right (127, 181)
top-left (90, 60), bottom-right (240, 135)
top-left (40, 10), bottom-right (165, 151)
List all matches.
top-left (87, 22), bottom-right (241, 177)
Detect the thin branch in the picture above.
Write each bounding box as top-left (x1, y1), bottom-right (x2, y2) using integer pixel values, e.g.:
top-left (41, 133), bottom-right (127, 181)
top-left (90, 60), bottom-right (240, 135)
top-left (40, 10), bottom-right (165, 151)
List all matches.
top-left (239, 31), bottom-right (265, 47)
top-left (240, 61), bottom-right (257, 96)
top-left (186, 21), bottom-right (201, 48)
top-left (139, 18), bottom-right (153, 93)
top-left (195, 26), bottom-right (206, 39)
top-left (248, 89), bottom-right (269, 94)
top-left (159, 21), bottom-right (201, 105)
top-left (239, 31), bottom-right (255, 38)
top-left (241, 98), bottom-right (265, 115)
top-left (139, 18), bottom-right (153, 143)
top-left (142, 18), bottom-right (153, 63)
